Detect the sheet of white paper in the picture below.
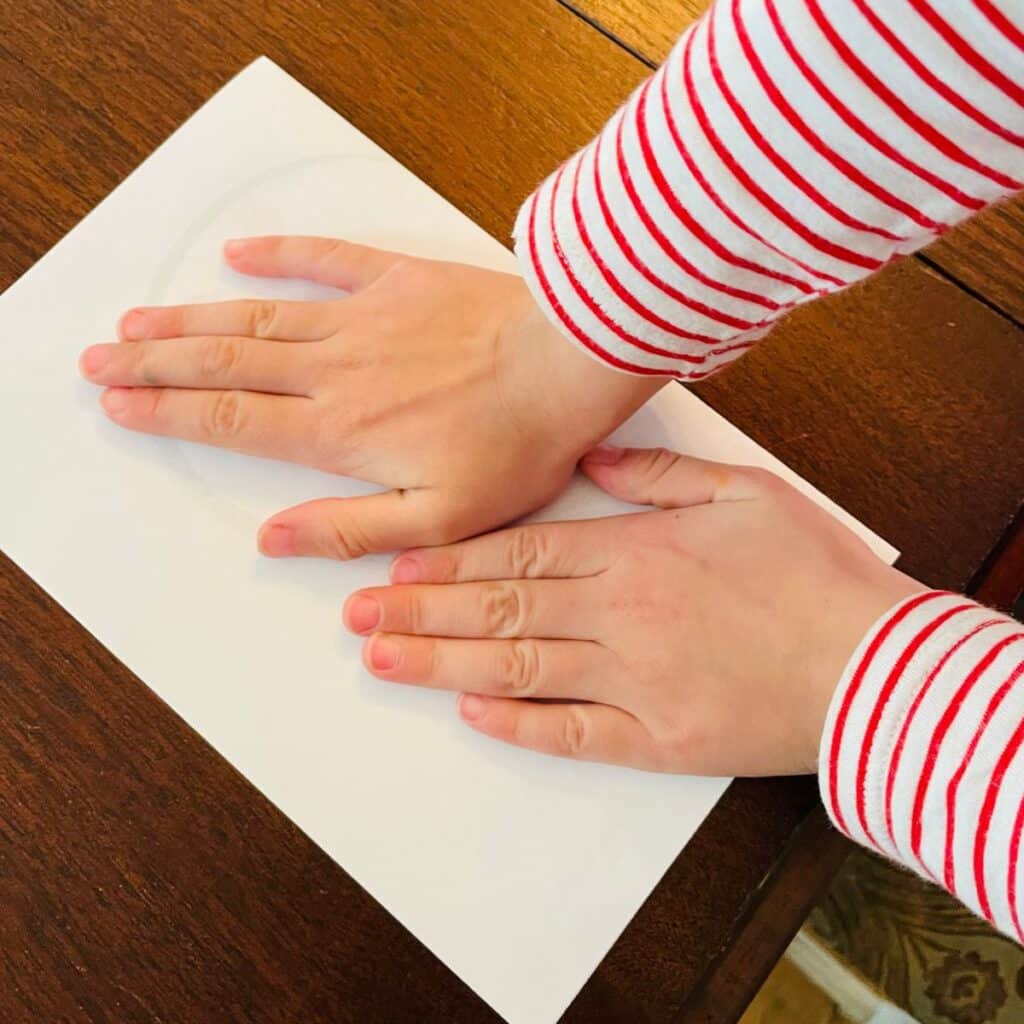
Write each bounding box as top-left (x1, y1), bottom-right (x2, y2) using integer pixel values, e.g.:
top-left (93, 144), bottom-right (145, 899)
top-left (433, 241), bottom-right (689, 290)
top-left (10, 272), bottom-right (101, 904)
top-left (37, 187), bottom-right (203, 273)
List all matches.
top-left (0, 58), bottom-right (898, 1023)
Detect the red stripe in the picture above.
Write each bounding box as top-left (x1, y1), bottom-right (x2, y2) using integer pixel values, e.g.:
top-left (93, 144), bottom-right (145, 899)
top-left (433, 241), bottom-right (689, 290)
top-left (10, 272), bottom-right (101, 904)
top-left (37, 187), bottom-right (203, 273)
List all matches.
top-left (1008, 795), bottom-right (1024, 942)
top-left (854, 603), bottom-right (975, 843)
top-left (825, 591), bottom-right (946, 835)
top-left (569, 152), bottom-right (767, 350)
top-left (684, 16), bottom-right (881, 271)
top-left (632, 77), bottom-right (826, 299)
top-left (592, 130), bottom-right (785, 333)
top-left (593, 130), bottom-right (728, 325)
top-left (909, 633), bottom-right (1024, 866)
top-left (524, 190), bottom-right (682, 378)
top-left (732, 0), bottom-right (946, 233)
top-left (549, 161), bottom-right (751, 365)
top-left (855, 0), bottom-right (1024, 147)
top-left (679, 365), bottom-right (720, 382)
top-left (707, 5), bottom-right (905, 244)
top-left (804, 0), bottom-right (1022, 191)
top-left (975, 0), bottom-right (1024, 53)
top-left (884, 618), bottom-right (1004, 847)
top-left (944, 657), bottom-right (1024, 893)
top-left (907, 0), bottom-right (1024, 110)
top-left (620, 90), bottom-right (791, 315)
top-left (661, 29), bottom-right (836, 291)
top-left (765, 0), bottom-right (984, 211)
top-left (974, 709), bottom-right (1024, 923)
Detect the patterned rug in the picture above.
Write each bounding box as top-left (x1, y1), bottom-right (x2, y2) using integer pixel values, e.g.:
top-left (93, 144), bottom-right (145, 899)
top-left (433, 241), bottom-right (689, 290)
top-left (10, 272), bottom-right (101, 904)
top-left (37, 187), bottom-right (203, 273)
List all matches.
top-left (806, 850), bottom-right (1024, 1024)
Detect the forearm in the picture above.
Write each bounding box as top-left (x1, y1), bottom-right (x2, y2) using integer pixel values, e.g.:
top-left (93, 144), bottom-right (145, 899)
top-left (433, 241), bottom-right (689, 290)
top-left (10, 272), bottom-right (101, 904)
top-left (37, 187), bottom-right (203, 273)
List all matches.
top-left (515, 0), bottom-right (1024, 377)
top-left (821, 591), bottom-right (1024, 941)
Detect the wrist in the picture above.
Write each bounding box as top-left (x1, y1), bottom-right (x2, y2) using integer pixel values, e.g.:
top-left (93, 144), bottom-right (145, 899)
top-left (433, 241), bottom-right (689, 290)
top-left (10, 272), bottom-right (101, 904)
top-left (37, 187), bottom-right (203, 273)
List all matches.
top-left (502, 293), bottom-right (669, 455)
top-left (802, 567), bottom-right (927, 773)
top-left (815, 592), bottom-right (1019, 860)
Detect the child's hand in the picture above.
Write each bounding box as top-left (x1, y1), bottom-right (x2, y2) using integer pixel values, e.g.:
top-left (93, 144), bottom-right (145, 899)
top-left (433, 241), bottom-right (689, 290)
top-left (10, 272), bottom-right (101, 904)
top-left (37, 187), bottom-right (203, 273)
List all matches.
top-left (343, 445), bottom-right (923, 775)
top-left (79, 236), bottom-right (662, 559)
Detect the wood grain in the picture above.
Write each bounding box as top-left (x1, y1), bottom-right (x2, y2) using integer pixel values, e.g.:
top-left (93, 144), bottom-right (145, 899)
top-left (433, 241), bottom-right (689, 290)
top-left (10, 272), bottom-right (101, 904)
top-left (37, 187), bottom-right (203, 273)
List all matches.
top-left (683, 811), bottom-right (853, 1023)
top-left (564, 0), bottom-right (1024, 328)
top-left (0, 549), bottom-right (490, 1024)
top-left (924, 202), bottom-right (1024, 326)
top-left (0, 1), bottom-right (1022, 1022)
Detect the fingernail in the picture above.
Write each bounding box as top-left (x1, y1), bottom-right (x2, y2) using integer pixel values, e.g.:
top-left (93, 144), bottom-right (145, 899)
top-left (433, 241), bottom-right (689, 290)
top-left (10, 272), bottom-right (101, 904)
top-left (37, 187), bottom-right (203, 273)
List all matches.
top-left (258, 523), bottom-right (295, 557)
top-left (345, 594), bottom-right (381, 634)
top-left (390, 555), bottom-right (421, 584)
top-left (460, 694), bottom-right (485, 722)
top-left (369, 636), bottom-right (400, 671)
top-left (101, 388), bottom-right (129, 416)
top-left (224, 239), bottom-right (245, 258)
top-left (79, 344), bottom-right (110, 377)
top-left (120, 309), bottom-right (147, 340)
top-left (583, 444), bottom-right (624, 465)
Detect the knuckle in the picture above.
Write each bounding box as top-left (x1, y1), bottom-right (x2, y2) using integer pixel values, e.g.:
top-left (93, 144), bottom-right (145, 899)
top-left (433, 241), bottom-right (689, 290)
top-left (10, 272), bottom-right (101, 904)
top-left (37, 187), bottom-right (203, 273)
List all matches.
top-left (644, 446), bottom-right (680, 484)
top-left (421, 636), bottom-right (439, 678)
top-left (561, 708), bottom-right (591, 757)
top-left (134, 345), bottom-right (161, 386)
top-left (204, 390), bottom-right (247, 439)
top-left (327, 518), bottom-right (369, 562)
top-left (318, 238), bottom-right (347, 264)
top-left (402, 591), bottom-right (425, 634)
top-left (388, 256), bottom-right (428, 288)
top-left (311, 408), bottom-right (357, 467)
top-left (507, 528), bottom-right (546, 578)
top-left (481, 582), bottom-right (531, 638)
top-left (501, 640), bottom-right (542, 697)
top-left (317, 239), bottom-right (361, 282)
top-left (247, 300), bottom-right (280, 339)
top-left (143, 388), bottom-right (165, 421)
top-left (201, 336), bottom-right (244, 378)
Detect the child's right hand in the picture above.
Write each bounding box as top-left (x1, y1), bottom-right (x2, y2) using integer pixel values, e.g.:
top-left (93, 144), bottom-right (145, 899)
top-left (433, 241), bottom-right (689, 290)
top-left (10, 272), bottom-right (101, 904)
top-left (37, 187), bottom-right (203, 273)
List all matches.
top-left (78, 235), bottom-right (665, 559)
top-left (343, 445), bottom-right (924, 776)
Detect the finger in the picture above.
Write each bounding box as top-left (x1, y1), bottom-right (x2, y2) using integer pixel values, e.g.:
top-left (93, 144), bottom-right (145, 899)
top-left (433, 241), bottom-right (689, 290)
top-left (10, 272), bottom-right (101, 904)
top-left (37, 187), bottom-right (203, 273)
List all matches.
top-left (81, 337), bottom-right (313, 395)
top-left (99, 386), bottom-right (316, 463)
top-left (223, 235), bottom-right (406, 292)
top-left (258, 490), bottom-right (458, 561)
top-left (458, 696), bottom-right (656, 768)
top-left (580, 445), bottom-right (764, 508)
top-left (118, 298), bottom-right (335, 343)
top-left (362, 634), bottom-right (615, 702)
top-left (390, 520), bottom-right (609, 585)
top-left (342, 578), bottom-right (598, 640)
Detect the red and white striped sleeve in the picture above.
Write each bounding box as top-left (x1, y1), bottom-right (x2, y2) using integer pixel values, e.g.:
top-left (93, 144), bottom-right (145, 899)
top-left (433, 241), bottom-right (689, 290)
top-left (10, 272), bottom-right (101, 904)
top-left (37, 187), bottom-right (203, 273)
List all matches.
top-left (511, 0), bottom-right (1024, 938)
top-left (512, 0), bottom-right (1024, 380)
top-left (820, 592), bottom-right (1024, 941)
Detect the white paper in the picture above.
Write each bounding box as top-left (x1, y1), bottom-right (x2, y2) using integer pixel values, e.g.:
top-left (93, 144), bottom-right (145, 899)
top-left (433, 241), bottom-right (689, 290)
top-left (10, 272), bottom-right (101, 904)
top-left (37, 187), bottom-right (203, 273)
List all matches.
top-left (0, 58), bottom-right (898, 1023)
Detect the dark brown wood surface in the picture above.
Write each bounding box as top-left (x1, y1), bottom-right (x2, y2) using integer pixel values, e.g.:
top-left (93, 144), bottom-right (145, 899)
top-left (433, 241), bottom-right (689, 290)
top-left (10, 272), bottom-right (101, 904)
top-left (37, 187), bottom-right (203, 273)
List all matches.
top-left (0, 2), bottom-right (1022, 1023)
top-left (565, 0), bottom-right (1024, 329)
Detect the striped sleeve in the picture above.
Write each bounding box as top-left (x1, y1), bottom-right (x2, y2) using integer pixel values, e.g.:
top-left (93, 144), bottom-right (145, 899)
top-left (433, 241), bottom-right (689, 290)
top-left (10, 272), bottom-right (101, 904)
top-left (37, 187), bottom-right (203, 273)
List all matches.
top-left (512, 0), bottom-right (1024, 379)
top-left (820, 591), bottom-right (1024, 941)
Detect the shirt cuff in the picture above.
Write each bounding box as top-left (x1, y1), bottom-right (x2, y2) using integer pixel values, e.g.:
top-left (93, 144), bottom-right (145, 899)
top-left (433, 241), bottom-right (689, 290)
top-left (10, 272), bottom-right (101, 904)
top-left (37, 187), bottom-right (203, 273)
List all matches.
top-left (818, 590), bottom-right (1024, 939)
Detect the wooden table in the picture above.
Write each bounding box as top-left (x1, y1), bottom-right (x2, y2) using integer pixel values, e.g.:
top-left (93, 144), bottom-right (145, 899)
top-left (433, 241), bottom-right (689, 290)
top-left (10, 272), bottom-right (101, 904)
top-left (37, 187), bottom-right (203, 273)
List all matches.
top-left (1, 2), bottom-right (1022, 1021)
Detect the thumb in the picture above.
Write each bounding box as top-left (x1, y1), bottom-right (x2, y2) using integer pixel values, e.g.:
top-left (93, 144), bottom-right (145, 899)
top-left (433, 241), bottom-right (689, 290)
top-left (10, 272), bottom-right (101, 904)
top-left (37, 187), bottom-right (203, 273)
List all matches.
top-left (579, 445), bottom-right (759, 508)
top-left (224, 235), bottom-right (405, 292)
top-left (257, 489), bottom-right (455, 561)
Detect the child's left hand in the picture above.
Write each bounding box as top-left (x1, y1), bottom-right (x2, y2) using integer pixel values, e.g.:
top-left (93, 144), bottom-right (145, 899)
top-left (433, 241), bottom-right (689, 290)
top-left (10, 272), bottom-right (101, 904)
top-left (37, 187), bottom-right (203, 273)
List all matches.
top-left (78, 236), bottom-right (661, 561)
top-left (343, 445), bottom-right (923, 775)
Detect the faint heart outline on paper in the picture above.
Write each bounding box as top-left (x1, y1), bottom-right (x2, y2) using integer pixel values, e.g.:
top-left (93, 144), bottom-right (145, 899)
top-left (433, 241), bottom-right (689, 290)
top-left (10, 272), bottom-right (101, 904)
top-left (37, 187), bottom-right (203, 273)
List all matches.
top-left (145, 152), bottom-right (384, 307)
top-left (141, 153), bottom-right (392, 532)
